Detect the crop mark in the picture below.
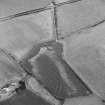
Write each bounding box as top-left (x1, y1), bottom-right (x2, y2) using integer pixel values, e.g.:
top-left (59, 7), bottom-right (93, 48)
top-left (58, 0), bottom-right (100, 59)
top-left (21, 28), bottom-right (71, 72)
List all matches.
top-left (58, 18), bottom-right (105, 41)
top-left (0, 0), bottom-right (82, 22)
top-left (0, 6), bottom-right (51, 22)
top-left (55, 0), bottom-right (82, 7)
top-left (51, 2), bottom-right (59, 40)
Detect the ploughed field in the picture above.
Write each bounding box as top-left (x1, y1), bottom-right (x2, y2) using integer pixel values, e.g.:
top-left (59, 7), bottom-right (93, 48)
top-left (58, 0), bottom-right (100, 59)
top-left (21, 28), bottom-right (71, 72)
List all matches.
top-left (0, 0), bottom-right (105, 105)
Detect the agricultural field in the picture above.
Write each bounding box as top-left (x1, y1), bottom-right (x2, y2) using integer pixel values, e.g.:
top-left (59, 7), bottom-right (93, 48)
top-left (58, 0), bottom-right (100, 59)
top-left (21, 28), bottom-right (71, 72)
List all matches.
top-left (0, 0), bottom-right (105, 105)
